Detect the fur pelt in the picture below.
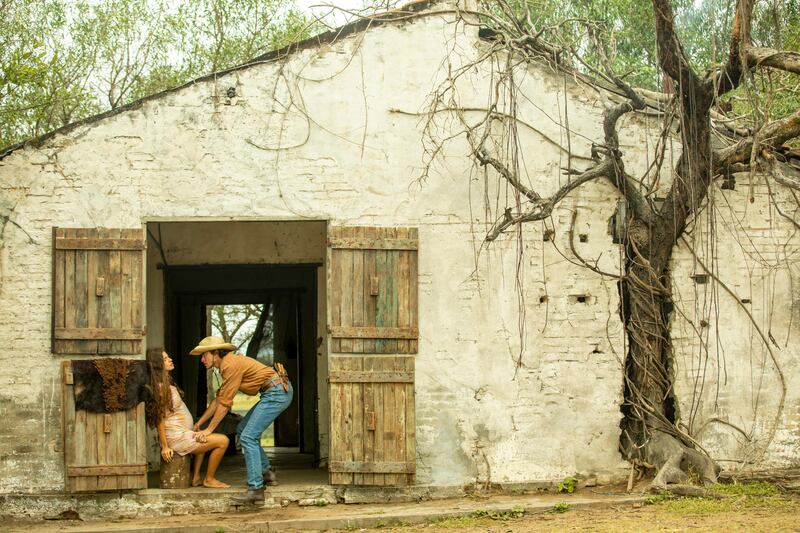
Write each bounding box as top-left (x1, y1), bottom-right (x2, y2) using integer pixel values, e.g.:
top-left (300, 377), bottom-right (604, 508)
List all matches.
top-left (72, 359), bottom-right (149, 413)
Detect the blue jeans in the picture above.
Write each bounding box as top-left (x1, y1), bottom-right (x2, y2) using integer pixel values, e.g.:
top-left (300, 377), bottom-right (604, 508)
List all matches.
top-left (236, 382), bottom-right (293, 489)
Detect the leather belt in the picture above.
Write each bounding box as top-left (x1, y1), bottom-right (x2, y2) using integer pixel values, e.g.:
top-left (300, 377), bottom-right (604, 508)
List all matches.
top-left (259, 376), bottom-right (285, 393)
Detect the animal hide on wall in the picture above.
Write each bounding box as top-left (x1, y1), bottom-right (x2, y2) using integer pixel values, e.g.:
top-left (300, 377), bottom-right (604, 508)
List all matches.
top-left (72, 359), bottom-right (149, 413)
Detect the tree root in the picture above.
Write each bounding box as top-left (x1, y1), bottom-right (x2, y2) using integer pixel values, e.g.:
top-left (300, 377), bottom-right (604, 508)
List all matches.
top-left (647, 432), bottom-right (721, 490)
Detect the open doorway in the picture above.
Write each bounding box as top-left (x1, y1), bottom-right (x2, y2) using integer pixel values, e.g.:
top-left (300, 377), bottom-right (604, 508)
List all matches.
top-left (145, 220), bottom-right (327, 488)
top-left (204, 296), bottom-right (303, 450)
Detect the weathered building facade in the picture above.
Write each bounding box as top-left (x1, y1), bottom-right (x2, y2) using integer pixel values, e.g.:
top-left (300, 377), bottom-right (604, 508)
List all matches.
top-left (0, 0), bottom-right (798, 505)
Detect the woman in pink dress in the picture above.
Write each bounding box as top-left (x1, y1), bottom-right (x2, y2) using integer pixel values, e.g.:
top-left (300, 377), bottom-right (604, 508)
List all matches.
top-left (146, 348), bottom-right (230, 488)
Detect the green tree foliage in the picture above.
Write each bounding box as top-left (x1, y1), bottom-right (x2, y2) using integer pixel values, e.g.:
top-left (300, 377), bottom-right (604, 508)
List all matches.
top-left (0, 0), bottom-right (314, 147)
top-left (0, 1), bottom-right (98, 147)
top-left (489, 0), bottom-right (799, 123)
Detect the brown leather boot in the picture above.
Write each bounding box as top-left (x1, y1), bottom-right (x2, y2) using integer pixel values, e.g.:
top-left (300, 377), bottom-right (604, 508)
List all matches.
top-left (230, 487), bottom-right (265, 505)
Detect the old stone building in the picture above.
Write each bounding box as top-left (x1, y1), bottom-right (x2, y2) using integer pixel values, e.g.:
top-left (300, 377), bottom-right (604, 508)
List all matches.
top-left (0, 0), bottom-right (797, 514)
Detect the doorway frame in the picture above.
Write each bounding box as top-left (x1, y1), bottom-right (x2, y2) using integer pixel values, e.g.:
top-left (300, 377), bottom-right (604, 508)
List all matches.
top-left (162, 263), bottom-right (321, 458)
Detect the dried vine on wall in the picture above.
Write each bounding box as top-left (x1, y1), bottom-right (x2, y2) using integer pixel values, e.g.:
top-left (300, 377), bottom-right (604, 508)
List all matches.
top-left (417, 0), bottom-right (800, 489)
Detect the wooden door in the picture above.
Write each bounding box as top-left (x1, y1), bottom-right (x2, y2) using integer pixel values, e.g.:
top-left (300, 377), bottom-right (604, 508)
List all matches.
top-left (61, 361), bottom-right (148, 491)
top-left (54, 227), bottom-right (147, 492)
top-left (52, 227), bottom-right (145, 355)
top-left (327, 226), bottom-right (418, 486)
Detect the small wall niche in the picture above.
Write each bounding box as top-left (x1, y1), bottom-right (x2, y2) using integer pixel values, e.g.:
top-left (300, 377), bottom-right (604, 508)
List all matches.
top-left (690, 274), bottom-right (709, 285)
top-left (569, 294), bottom-right (591, 304)
top-left (579, 234), bottom-right (588, 243)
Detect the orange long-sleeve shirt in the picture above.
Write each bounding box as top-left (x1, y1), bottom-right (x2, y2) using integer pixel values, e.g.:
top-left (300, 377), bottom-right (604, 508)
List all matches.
top-left (215, 354), bottom-right (277, 408)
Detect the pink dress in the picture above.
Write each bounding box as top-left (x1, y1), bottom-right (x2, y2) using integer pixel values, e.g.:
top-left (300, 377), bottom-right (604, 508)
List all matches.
top-left (164, 385), bottom-right (199, 456)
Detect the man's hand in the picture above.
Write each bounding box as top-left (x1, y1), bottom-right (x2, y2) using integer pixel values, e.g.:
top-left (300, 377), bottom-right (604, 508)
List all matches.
top-left (195, 429), bottom-right (211, 442)
top-left (161, 447), bottom-right (174, 462)
top-left (193, 422), bottom-right (203, 431)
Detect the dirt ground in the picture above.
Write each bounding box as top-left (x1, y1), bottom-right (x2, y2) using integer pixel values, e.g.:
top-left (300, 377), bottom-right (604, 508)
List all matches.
top-left (4, 490), bottom-right (799, 533)
top-left (354, 497), bottom-right (800, 533)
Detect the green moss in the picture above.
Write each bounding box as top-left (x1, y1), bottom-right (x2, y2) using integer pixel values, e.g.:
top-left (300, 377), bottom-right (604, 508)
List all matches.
top-left (550, 502), bottom-right (570, 513)
top-left (430, 507), bottom-right (526, 528)
top-left (710, 482), bottom-right (778, 496)
top-left (660, 495), bottom-right (800, 515)
top-left (431, 516), bottom-right (487, 528)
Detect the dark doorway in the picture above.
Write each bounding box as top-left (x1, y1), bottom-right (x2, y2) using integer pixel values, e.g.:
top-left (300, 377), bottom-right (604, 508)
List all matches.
top-left (163, 264), bottom-right (319, 457)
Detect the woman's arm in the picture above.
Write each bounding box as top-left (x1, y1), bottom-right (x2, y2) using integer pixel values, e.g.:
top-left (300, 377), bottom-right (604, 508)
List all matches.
top-left (193, 398), bottom-right (218, 430)
top-left (157, 419), bottom-right (173, 463)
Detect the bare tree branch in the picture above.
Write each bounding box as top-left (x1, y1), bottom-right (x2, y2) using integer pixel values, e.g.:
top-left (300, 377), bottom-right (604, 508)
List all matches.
top-left (485, 160), bottom-right (613, 241)
top-left (746, 47), bottom-right (800, 76)
top-left (715, 108), bottom-right (800, 168)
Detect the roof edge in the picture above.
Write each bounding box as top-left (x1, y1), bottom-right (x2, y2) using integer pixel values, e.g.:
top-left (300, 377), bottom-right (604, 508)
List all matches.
top-left (0, 0), bottom-right (445, 160)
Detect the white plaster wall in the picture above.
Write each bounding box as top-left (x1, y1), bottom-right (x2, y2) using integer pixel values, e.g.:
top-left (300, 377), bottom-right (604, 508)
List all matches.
top-left (3, 0), bottom-right (794, 494)
top-left (671, 173), bottom-right (800, 469)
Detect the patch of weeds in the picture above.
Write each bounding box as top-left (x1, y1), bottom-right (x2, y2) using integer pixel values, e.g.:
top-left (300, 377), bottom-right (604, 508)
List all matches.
top-left (472, 506), bottom-right (526, 520)
top-left (644, 490), bottom-right (673, 505)
top-left (214, 528), bottom-right (225, 533)
top-left (557, 476), bottom-right (577, 494)
top-left (431, 515), bottom-right (484, 528)
top-left (507, 505), bottom-right (526, 519)
top-left (661, 494), bottom-right (800, 515)
top-left (550, 502), bottom-right (570, 514)
top-left (710, 481), bottom-right (778, 496)
top-left (315, 499), bottom-right (328, 507)
top-left (375, 519), bottom-right (410, 528)
top-left (430, 507), bottom-right (526, 528)
top-left (662, 497), bottom-right (736, 514)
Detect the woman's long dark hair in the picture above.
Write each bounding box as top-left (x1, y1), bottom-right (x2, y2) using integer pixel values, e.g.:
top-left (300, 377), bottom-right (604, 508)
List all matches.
top-left (145, 347), bottom-right (174, 428)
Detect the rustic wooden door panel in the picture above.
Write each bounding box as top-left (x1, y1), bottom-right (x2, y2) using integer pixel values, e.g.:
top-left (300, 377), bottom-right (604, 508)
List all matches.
top-left (328, 226), bottom-right (418, 354)
top-left (52, 228), bottom-right (145, 355)
top-left (328, 356), bottom-right (415, 486)
top-left (61, 362), bottom-right (147, 492)
top-left (328, 226), bottom-right (418, 486)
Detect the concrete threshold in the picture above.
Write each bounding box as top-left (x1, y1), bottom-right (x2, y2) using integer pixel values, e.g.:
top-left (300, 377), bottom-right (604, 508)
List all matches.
top-left (6, 492), bottom-right (647, 533)
top-left (0, 483), bottom-right (341, 520)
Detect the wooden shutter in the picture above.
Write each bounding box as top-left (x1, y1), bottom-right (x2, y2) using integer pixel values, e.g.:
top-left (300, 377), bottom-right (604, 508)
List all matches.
top-left (52, 228), bottom-right (145, 354)
top-left (61, 362), bottom-right (147, 492)
top-left (328, 226), bottom-right (417, 486)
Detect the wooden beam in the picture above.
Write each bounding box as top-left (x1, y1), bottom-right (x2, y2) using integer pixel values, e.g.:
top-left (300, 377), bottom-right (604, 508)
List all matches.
top-left (329, 326), bottom-right (418, 339)
top-left (67, 464), bottom-right (147, 476)
top-left (328, 237), bottom-right (418, 250)
top-left (55, 238), bottom-right (145, 250)
top-left (329, 370), bottom-right (414, 383)
top-left (328, 461), bottom-right (415, 473)
top-left (55, 327), bottom-right (144, 340)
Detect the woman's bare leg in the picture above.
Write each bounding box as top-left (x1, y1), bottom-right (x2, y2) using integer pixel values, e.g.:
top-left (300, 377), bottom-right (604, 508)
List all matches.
top-left (191, 434), bottom-right (230, 488)
top-left (191, 452), bottom-right (206, 487)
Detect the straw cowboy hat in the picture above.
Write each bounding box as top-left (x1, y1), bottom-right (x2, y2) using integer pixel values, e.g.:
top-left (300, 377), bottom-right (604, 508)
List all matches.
top-left (189, 336), bottom-right (236, 355)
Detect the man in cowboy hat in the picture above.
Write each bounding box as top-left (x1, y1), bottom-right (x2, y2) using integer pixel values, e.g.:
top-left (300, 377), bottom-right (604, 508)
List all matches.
top-left (191, 336), bottom-right (292, 505)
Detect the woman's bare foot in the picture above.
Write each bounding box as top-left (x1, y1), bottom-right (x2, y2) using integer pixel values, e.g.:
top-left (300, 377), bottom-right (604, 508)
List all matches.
top-left (203, 478), bottom-right (230, 488)
top-left (191, 477), bottom-right (203, 487)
